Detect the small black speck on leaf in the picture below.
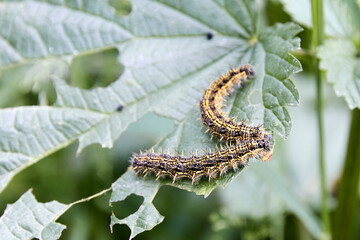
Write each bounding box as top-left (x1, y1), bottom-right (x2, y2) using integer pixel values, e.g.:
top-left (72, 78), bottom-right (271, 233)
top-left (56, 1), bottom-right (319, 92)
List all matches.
top-left (116, 105), bottom-right (124, 111)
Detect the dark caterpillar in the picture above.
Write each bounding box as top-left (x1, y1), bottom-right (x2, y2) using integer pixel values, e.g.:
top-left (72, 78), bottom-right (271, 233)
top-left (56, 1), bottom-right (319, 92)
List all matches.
top-left (131, 137), bottom-right (271, 184)
top-left (130, 64), bottom-right (273, 184)
top-left (200, 64), bottom-right (269, 142)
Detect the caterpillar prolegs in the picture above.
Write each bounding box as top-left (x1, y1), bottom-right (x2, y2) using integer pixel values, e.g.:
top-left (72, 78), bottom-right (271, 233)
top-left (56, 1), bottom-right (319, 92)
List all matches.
top-left (130, 64), bottom-right (272, 184)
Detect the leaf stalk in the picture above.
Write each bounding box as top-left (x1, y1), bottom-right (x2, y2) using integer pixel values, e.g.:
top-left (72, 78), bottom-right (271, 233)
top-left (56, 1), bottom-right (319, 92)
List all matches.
top-left (311, 0), bottom-right (331, 239)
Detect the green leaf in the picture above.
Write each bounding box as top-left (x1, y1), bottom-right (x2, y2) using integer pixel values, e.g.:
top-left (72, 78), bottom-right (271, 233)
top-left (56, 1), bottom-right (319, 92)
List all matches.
top-left (0, 0), bottom-right (132, 66)
top-left (258, 23), bottom-right (301, 137)
top-left (319, 39), bottom-right (360, 109)
top-left (280, 0), bottom-right (359, 37)
top-left (0, 106), bottom-right (106, 191)
top-left (111, 203), bottom-right (163, 239)
top-left (280, 0), bottom-right (360, 109)
top-left (0, 0), bottom-right (301, 193)
top-left (110, 171), bottom-right (163, 239)
top-left (0, 190), bottom-right (67, 240)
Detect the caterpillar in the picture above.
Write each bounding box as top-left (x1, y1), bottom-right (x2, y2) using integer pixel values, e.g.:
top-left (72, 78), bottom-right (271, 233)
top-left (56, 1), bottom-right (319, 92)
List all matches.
top-left (130, 64), bottom-right (272, 184)
top-left (200, 64), bottom-right (268, 142)
top-left (131, 137), bottom-right (271, 184)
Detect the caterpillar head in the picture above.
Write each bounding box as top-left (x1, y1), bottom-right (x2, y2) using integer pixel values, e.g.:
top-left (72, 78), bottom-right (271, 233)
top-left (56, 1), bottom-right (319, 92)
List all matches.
top-left (240, 64), bottom-right (255, 78)
top-left (257, 134), bottom-right (273, 162)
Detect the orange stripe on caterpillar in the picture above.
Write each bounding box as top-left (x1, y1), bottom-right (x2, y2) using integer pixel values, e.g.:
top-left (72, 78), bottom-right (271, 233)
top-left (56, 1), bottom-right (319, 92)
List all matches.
top-left (130, 137), bottom-right (272, 184)
top-left (200, 64), bottom-right (270, 142)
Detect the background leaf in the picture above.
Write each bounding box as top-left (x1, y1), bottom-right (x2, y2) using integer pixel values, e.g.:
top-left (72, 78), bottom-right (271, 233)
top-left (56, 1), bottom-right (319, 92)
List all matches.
top-left (0, 106), bottom-right (106, 191)
top-left (279, 0), bottom-right (358, 37)
top-left (319, 39), bottom-right (360, 109)
top-left (0, 190), bottom-right (67, 240)
top-left (280, 0), bottom-right (360, 109)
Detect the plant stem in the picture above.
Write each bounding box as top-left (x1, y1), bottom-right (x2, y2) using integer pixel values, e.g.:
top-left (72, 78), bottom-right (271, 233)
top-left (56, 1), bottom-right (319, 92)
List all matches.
top-left (70, 187), bottom-right (112, 206)
top-left (56, 187), bottom-right (113, 221)
top-left (333, 109), bottom-right (360, 240)
top-left (315, 63), bottom-right (331, 239)
top-left (311, 0), bottom-right (331, 239)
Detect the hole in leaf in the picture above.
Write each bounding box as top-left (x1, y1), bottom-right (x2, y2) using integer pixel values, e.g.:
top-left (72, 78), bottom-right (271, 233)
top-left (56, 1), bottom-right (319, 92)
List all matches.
top-left (70, 48), bottom-right (123, 89)
top-left (0, 61), bottom-right (66, 107)
top-left (108, 0), bottom-right (132, 15)
top-left (111, 223), bottom-right (131, 238)
top-left (111, 194), bottom-right (144, 219)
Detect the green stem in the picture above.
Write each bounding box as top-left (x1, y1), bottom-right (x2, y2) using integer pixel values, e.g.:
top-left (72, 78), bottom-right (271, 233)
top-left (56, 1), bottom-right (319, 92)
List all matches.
top-left (315, 60), bottom-right (331, 238)
top-left (311, 0), bottom-right (331, 239)
top-left (333, 109), bottom-right (360, 240)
